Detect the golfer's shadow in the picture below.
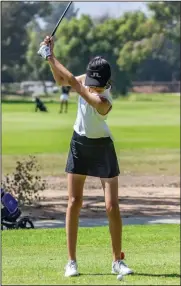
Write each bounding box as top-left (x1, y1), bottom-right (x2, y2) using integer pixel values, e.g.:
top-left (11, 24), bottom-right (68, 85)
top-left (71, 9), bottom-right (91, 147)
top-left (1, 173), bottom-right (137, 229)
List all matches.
top-left (80, 273), bottom-right (180, 278)
top-left (136, 273), bottom-right (180, 278)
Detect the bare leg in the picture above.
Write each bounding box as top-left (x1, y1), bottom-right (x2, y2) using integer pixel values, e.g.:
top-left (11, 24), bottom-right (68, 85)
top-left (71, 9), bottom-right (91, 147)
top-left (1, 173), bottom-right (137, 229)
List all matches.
top-left (66, 173), bottom-right (86, 261)
top-left (65, 101), bottom-right (68, 113)
top-left (101, 177), bottom-right (122, 261)
top-left (60, 101), bottom-right (63, 113)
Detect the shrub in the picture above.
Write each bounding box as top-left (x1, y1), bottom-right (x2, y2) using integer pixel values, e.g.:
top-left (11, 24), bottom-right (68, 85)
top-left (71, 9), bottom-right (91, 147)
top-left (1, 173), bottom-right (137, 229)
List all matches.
top-left (2, 156), bottom-right (47, 205)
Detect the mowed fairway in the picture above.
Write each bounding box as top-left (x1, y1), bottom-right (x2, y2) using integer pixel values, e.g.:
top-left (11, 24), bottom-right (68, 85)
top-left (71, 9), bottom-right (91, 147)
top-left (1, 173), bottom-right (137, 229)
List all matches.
top-left (2, 225), bottom-right (180, 285)
top-left (2, 94), bottom-right (180, 286)
top-left (2, 94), bottom-right (180, 176)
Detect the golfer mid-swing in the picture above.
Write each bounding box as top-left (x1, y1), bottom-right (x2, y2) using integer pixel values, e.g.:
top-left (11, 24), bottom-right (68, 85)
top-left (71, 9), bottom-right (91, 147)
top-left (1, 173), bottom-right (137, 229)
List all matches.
top-left (38, 36), bottom-right (133, 278)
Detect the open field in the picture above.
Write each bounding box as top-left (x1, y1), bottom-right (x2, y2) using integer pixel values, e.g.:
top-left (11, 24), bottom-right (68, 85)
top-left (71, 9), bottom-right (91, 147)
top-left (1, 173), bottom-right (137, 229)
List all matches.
top-left (2, 93), bottom-right (180, 177)
top-left (2, 93), bottom-right (180, 219)
top-left (2, 225), bottom-right (180, 285)
top-left (2, 94), bottom-right (180, 286)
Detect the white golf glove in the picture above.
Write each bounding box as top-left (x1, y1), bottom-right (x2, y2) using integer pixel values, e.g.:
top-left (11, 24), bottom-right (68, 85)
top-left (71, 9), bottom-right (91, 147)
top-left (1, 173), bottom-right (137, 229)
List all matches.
top-left (37, 44), bottom-right (51, 59)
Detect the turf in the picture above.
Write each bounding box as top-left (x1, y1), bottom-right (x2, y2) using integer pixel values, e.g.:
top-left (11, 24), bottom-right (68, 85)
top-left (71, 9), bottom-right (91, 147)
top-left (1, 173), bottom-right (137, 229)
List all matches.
top-left (2, 93), bottom-right (180, 175)
top-left (2, 224), bottom-right (180, 285)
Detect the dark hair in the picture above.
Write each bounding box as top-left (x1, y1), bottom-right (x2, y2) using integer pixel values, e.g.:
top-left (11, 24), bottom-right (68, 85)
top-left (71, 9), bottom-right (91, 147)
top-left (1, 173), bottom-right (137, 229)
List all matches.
top-left (85, 56), bottom-right (112, 88)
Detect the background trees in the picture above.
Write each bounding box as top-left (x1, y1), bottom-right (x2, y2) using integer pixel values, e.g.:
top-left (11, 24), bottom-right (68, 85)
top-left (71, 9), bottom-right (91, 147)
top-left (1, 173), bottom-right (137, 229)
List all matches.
top-left (1, 2), bottom-right (52, 82)
top-left (1, 1), bottom-right (180, 95)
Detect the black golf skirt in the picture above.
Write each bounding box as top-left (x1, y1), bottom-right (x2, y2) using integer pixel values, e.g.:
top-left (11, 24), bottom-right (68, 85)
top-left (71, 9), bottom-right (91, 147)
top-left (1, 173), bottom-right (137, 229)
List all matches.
top-left (65, 131), bottom-right (120, 178)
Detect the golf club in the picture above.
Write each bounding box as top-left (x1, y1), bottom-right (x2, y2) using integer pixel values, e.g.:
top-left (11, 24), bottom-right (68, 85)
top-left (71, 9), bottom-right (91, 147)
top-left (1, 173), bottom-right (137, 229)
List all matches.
top-left (51, 1), bottom-right (72, 37)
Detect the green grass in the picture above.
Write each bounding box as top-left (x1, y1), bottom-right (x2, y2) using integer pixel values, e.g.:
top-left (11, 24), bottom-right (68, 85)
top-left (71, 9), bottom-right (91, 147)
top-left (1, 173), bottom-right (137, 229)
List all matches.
top-left (2, 93), bottom-right (180, 175)
top-left (2, 224), bottom-right (180, 285)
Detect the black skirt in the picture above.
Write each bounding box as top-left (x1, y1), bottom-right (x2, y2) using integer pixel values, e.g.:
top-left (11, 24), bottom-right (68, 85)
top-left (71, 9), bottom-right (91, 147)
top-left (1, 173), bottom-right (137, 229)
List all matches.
top-left (65, 131), bottom-right (120, 178)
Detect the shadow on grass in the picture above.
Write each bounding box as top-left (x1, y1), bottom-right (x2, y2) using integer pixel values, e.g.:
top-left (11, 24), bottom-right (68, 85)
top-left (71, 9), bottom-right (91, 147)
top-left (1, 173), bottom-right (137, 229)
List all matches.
top-left (80, 273), bottom-right (180, 278)
top-left (136, 273), bottom-right (180, 278)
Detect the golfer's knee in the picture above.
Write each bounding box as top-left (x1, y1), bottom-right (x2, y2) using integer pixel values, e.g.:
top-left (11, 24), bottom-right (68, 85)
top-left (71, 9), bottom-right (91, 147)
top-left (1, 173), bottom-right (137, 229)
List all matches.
top-left (106, 202), bottom-right (119, 216)
top-left (68, 196), bottom-right (83, 210)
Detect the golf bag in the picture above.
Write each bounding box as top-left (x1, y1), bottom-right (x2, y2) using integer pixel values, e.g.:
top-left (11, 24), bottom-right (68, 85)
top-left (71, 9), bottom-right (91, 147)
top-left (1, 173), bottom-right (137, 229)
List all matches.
top-left (35, 97), bottom-right (48, 112)
top-left (1, 188), bottom-right (34, 230)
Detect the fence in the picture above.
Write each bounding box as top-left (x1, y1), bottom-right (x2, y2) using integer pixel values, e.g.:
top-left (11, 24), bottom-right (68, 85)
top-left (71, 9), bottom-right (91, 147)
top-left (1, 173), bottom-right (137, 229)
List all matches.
top-left (130, 81), bottom-right (180, 93)
top-left (1, 81), bottom-right (59, 97)
top-left (1, 81), bottom-right (181, 96)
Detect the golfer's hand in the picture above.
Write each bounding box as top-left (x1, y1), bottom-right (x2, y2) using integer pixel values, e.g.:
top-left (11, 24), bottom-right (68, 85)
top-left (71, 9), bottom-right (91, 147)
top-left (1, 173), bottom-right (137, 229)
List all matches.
top-left (43, 36), bottom-right (54, 55)
top-left (37, 36), bottom-right (54, 59)
top-left (37, 43), bottom-right (51, 59)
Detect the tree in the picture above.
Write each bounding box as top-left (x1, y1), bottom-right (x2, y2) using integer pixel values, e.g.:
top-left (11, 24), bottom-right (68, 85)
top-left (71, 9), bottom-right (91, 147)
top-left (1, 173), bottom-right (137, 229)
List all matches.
top-left (148, 2), bottom-right (180, 42)
top-left (2, 1), bottom-right (79, 83)
top-left (26, 2), bottom-right (79, 88)
top-left (116, 12), bottom-right (159, 74)
top-left (117, 6), bottom-right (180, 82)
top-left (148, 2), bottom-right (180, 26)
top-left (93, 12), bottom-right (111, 25)
top-left (139, 2), bottom-right (181, 81)
top-left (3, 1), bottom-right (180, 92)
top-left (26, 22), bottom-right (53, 93)
top-left (88, 17), bottom-right (131, 95)
top-left (43, 2), bottom-right (79, 32)
top-left (1, 2), bottom-right (51, 82)
top-left (54, 15), bottom-right (94, 75)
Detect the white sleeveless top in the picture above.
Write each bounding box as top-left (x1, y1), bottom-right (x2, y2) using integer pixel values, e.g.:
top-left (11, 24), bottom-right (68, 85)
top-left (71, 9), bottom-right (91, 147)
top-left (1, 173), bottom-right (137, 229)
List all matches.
top-left (74, 87), bottom-right (113, 139)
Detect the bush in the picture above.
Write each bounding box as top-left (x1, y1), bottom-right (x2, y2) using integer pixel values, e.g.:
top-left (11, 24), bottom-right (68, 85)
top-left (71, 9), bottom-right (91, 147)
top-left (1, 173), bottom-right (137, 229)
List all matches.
top-left (2, 156), bottom-right (47, 205)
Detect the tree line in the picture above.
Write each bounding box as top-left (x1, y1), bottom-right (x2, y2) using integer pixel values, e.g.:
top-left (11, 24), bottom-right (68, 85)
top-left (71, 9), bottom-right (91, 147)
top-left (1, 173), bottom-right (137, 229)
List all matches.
top-left (2, 1), bottom-right (180, 95)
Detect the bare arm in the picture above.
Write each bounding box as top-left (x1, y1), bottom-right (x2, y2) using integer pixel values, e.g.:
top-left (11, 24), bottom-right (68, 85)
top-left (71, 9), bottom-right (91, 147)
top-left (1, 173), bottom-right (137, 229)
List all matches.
top-left (49, 56), bottom-right (86, 87)
top-left (51, 60), bottom-right (86, 86)
top-left (48, 56), bottom-right (111, 115)
top-left (50, 63), bottom-right (66, 86)
top-left (41, 36), bottom-right (111, 115)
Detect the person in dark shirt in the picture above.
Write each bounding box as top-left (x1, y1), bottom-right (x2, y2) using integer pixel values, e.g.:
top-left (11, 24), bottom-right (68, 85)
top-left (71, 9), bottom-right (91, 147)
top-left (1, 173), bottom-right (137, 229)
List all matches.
top-left (35, 97), bottom-right (48, 112)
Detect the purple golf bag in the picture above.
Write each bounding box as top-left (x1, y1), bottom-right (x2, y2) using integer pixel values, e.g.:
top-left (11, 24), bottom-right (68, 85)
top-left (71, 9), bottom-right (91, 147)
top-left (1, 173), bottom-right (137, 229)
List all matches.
top-left (1, 188), bottom-right (34, 230)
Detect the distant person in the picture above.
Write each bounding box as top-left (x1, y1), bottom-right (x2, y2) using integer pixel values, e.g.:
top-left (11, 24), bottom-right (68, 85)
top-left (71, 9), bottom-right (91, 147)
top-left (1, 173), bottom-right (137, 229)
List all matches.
top-left (59, 86), bottom-right (71, 113)
top-left (35, 97), bottom-right (48, 112)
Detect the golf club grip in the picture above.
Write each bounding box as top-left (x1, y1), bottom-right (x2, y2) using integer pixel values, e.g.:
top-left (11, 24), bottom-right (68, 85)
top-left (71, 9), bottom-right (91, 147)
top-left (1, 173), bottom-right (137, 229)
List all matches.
top-left (51, 1), bottom-right (72, 37)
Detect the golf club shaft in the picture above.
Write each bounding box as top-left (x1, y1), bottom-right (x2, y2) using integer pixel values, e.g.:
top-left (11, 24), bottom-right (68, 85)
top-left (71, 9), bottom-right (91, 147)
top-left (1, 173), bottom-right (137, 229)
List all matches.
top-left (51, 1), bottom-right (72, 37)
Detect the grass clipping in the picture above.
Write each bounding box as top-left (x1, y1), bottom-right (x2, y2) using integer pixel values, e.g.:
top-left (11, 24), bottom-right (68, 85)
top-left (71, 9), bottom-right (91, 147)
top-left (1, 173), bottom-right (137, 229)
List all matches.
top-left (2, 156), bottom-right (47, 205)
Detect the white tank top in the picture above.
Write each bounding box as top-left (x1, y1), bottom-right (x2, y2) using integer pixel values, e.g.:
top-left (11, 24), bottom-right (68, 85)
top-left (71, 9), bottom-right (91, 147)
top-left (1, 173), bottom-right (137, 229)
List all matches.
top-left (74, 87), bottom-right (113, 139)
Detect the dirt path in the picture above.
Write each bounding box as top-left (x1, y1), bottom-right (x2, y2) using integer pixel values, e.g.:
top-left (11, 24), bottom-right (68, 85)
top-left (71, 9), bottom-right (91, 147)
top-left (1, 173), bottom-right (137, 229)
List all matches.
top-left (22, 175), bottom-right (180, 220)
top-left (46, 175), bottom-right (180, 189)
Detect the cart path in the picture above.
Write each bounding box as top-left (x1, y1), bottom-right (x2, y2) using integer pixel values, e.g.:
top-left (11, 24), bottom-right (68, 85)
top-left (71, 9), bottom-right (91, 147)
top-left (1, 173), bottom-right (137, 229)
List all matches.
top-left (33, 215), bottom-right (180, 229)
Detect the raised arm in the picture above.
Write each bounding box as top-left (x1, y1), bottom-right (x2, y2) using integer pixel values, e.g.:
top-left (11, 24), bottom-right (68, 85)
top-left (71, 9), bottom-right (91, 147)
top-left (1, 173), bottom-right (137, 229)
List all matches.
top-left (39, 36), bottom-right (111, 115)
top-left (49, 57), bottom-right (85, 87)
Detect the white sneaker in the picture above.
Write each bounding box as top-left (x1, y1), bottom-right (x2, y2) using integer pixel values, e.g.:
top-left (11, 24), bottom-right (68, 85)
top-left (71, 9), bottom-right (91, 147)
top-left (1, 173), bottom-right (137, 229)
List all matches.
top-left (65, 260), bottom-right (79, 277)
top-left (112, 260), bottom-right (133, 276)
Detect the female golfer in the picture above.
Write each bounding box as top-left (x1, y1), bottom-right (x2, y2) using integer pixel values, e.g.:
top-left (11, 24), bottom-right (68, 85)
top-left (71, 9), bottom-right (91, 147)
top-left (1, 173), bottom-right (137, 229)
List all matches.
top-left (38, 36), bottom-right (133, 278)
